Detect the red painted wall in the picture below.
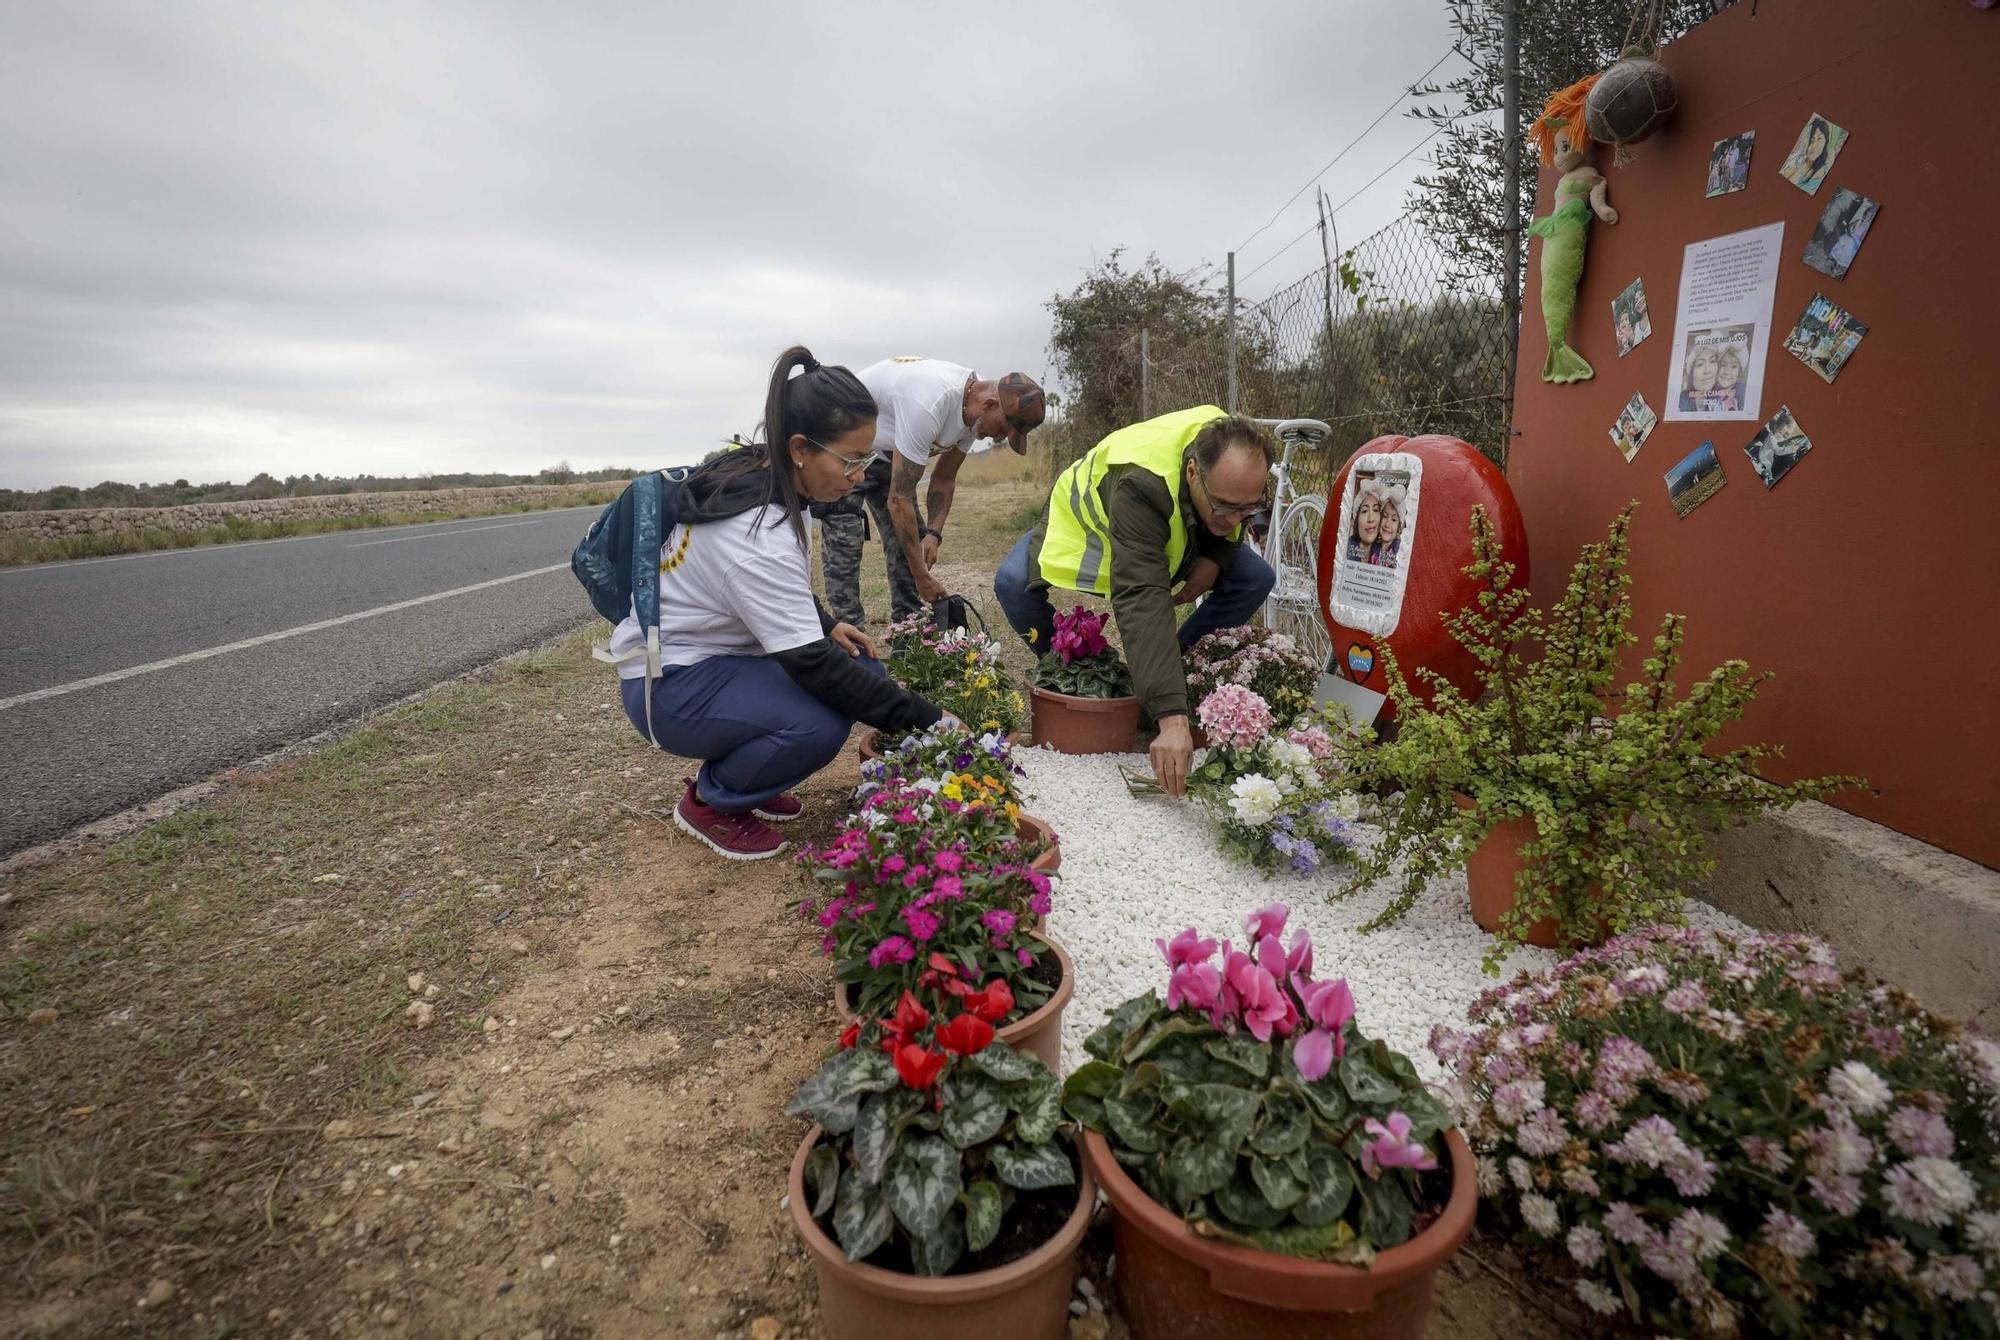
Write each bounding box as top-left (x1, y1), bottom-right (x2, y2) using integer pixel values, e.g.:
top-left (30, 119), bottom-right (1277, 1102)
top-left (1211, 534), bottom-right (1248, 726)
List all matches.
top-left (1510, 0), bottom-right (2000, 867)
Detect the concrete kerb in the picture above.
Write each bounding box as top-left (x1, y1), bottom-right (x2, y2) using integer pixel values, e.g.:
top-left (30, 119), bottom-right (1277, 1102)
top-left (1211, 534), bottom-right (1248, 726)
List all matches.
top-left (1701, 798), bottom-right (2000, 1029)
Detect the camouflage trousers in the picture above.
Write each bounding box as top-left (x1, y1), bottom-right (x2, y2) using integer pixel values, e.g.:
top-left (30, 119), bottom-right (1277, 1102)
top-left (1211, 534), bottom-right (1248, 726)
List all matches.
top-left (819, 456), bottom-right (923, 627)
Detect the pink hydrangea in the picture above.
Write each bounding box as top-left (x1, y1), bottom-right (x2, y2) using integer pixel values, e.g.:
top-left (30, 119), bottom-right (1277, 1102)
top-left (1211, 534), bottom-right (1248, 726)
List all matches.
top-left (1196, 684), bottom-right (1274, 749)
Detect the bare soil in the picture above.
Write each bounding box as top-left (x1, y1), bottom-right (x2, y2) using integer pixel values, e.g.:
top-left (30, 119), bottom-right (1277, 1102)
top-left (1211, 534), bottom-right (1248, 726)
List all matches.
top-left (2, 480), bottom-right (1587, 1338)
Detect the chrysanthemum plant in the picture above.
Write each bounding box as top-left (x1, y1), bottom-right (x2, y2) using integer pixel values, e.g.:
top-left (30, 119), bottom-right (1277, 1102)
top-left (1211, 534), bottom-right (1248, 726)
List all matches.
top-left (801, 780), bottom-right (1056, 1024)
top-left (1184, 624), bottom-right (1321, 722)
top-left (1340, 503), bottom-right (1858, 966)
top-left (1030, 605), bottom-right (1133, 698)
top-left (788, 981), bottom-right (1074, 1277)
top-left (1431, 927), bottom-right (2000, 1335)
top-left (879, 613), bottom-right (1024, 748)
top-left (1062, 903), bottom-right (1452, 1262)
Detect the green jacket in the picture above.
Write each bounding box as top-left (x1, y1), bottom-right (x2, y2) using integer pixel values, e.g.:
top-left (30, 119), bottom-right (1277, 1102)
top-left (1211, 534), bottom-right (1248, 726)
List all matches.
top-left (1026, 444), bottom-right (1240, 720)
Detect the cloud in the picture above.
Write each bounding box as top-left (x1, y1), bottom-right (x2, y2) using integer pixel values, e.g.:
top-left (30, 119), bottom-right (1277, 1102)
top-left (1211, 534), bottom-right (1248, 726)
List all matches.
top-left (0, 0), bottom-right (1452, 487)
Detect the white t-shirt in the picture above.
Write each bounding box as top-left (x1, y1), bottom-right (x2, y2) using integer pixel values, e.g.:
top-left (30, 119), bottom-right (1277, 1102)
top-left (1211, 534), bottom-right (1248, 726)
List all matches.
top-left (605, 505), bottom-right (823, 677)
top-left (857, 357), bottom-right (976, 465)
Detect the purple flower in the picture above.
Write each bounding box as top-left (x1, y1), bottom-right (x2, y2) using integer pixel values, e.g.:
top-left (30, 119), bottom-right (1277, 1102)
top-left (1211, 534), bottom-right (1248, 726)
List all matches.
top-left (1028, 891), bottom-right (1052, 918)
top-left (1661, 981), bottom-right (1708, 1015)
top-left (1808, 1173), bottom-right (1864, 1217)
top-left (981, 909), bottom-right (1016, 938)
top-left (1761, 1208), bottom-right (1815, 1260)
top-left (901, 906), bottom-right (940, 942)
top-left (1740, 1135), bottom-right (1792, 1173)
top-left (1016, 948), bottom-right (1033, 967)
top-left (881, 854), bottom-right (907, 874)
top-left (1361, 1113), bottom-right (1437, 1176)
top-left (932, 849), bottom-right (963, 874)
top-left (1603, 1201), bottom-right (1649, 1245)
top-left (1516, 1108), bottom-right (1568, 1157)
top-left (1574, 1090), bottom-right (1619, 1133)
top-left (930, 874), bottom-right (964, 901)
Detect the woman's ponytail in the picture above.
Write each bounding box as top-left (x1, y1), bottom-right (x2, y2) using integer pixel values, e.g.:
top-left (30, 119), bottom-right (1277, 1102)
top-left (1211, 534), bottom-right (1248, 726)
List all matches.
top-left (756, 345), bottom-right (876, 549)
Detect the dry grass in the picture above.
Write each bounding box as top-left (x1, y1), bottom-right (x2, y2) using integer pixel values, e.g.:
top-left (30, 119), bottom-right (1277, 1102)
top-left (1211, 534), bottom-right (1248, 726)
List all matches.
top-left (0, 485), bottom-right (624, 567)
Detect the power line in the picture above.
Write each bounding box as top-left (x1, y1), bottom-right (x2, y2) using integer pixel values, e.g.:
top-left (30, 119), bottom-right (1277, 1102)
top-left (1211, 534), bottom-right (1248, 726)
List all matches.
top-left (1233, 45), bottom-right (1458, 258)
top-left (1239, 128), bottom-right (1444, 287)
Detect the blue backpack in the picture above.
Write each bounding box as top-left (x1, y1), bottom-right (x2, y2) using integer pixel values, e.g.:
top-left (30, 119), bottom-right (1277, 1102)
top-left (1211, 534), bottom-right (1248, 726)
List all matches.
top-left (572, 467), bottom-right (694, 742)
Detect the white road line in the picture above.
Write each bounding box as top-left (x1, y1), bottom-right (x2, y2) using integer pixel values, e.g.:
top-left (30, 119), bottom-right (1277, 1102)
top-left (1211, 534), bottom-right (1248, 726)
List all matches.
top-left (0, 563), bottom-right (571, 712)
top-left (0, 506), bottom-right (603, 575)
top-left (344, 516), bottom-right (552, 547)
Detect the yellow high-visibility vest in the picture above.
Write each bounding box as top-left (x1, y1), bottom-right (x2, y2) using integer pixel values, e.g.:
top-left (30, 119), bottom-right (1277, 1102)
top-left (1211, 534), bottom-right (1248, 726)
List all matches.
top-left (1038, 405), bottom-right (1231, 593)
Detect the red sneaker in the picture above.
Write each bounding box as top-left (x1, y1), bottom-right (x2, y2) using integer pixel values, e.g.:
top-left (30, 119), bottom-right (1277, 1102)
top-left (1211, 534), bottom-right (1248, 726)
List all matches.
top-left (753, 792), bottom-right (804, 822)
top-left (673, 782), bottom-right (786, 861)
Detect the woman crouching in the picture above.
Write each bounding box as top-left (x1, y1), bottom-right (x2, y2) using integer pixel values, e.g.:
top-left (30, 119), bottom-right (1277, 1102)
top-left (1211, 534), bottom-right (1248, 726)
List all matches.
top-left (606, 345), bottom-right (947, 859)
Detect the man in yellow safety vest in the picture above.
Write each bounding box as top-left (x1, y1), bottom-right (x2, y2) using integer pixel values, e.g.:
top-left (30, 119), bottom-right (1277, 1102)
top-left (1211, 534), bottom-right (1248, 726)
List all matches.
top-left (993, 407), bottom-right (1277, 797)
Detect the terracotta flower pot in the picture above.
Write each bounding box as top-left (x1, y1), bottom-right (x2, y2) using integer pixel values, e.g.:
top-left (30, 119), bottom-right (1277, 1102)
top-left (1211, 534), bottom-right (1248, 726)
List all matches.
top-left (857, 728), bottom-right (1024, 763)
top-left (1452, 794), bottom-right (1597, 950)
top-left (1017, 810), bottom-right (1061, 875)
top-left (788, 1126), bottom-right (1094, 1340)
top-left (1080, 1127), bottom-right (1476, 1340)
top-left (834, 932), bottom-right (1073, 1073)
top-left (1029, 686), bottom-right (1140, 755)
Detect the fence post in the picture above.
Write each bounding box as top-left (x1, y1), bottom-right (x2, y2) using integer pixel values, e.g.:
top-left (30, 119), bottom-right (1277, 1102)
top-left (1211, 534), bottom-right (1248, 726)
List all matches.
top-left (1501, 0), bottom-right (1522, 410)
top-left (1226, 251), bottom-right (1238, 411)
top-left (1140, 327), bottom-right (1150, 420)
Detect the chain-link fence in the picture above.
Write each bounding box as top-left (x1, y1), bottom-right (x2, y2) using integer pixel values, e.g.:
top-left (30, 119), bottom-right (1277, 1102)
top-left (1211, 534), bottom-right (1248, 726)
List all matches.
top-left (1116, 211), bottom-right (1512, 497)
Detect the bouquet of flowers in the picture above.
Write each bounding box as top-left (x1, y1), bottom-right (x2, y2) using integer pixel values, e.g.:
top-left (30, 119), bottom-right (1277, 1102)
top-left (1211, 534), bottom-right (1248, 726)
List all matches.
top-left (879, 613), bottom-right (1024, 748)
top-left (801, 780), bottom-right (1056, 1024)
top-left (1431, 927), bottom-right (2000, 1335)
top-left (1128, 684), bottom-right (1363, 877)
top-left (1184, 625), bottom-right (1322, 724)
top-left (788, 979), bottom-right (1074, 1276)
top-left (1030, 605), bottom-right (1133, 699)
top-left (1063, 902), bottom-right (1453, 1261)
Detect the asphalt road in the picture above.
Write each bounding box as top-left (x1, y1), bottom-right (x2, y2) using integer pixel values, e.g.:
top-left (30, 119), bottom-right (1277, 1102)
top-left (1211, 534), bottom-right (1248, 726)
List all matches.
top-left (0, 506), bottom-right (609, 855)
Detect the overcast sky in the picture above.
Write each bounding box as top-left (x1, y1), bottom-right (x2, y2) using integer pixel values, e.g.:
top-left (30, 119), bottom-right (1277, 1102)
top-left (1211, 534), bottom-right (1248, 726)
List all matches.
top-left (0, 1), bottom-right (1459, 489)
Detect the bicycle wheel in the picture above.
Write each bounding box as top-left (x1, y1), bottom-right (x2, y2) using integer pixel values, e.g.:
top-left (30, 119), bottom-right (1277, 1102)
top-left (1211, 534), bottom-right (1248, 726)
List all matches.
top-left (1264, 493), bottom-right (1333, 671)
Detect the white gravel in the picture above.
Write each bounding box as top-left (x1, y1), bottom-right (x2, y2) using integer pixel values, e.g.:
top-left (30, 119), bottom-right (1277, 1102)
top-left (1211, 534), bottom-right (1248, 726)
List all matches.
top-left (1014, 746), bottom-right (1754, 1081)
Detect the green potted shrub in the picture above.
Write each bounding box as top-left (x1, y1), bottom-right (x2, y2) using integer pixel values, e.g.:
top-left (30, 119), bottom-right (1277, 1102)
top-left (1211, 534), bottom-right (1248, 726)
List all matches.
top-left (1062, 902), bottom-right (1475, 1339)
top-left (787, 988), bottom-right (1091, 1337)
top-left (1028, 605), bottom-right (1139, 754)
top-left (1339, 503), bottom-right (1857, 967)
top-left (1431, 926), bottom-right (2000, 1335)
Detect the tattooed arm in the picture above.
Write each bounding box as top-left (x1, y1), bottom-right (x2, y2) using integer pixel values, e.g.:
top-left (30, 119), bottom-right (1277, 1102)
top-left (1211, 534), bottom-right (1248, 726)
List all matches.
top-left (920, 448), bottom-right (966, 567)
top-left (888, 452), bottom-right (947, 603)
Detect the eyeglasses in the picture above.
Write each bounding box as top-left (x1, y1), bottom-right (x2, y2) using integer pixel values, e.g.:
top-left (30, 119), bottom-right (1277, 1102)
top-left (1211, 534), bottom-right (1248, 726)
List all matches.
top-left (1196, 470), bottom-right (1269, 521)
top-left (804, 437), bottom-right (873, 477)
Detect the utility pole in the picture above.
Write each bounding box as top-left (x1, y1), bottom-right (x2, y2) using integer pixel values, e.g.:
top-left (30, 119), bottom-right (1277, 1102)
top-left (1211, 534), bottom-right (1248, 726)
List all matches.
top-left (1225, 251), bottom-right (1238, 412)
top-left (1316, 188), bottom-right (1336, 420)
top-left (1501, 0), bottom-right (1523, 403)
top-left (1139, 327), bottom-right (1150, 419)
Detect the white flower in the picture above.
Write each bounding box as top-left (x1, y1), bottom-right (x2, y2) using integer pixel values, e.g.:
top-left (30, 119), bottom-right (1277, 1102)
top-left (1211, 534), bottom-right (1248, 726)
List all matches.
top-left (1826, 1061), bottom-right (1894, 1117)
top-left (1226, 773), bottom-right (1283, 825)
top-left (1915, 1254), bottom-right (1985, 1302)
top-left (1265, 737), bottom-right (1314, 775)
top-left (1761, 1208), bottom-right (1815, 1260)
top-left (1566, 1225), bottom-right (1606, 1267)
top-left (1882, 1158), bottom-right (1977, 1228)
top-left (1519, 1192), bottom-right (1561, 1236)
top-left (1670, 1208), bottom-right (1731, 1262)
top-left (1560, 1165), bottom-right (1601, 1197)
top-left (1516, 1108), bottom-right (1569, 1157)
top-left (1967, 1209), bottom-right (2000, 1263)
top-left (1967, 1039), bottom-right (2000, 1092)
top-left (1321, 791), bottom-right (1362, 822)
top-left (1492, 1077), bottom-right (1547, 1126)
top-left (1475, 1155), bottom-right (1504, 1198)
top-left (1573, 1279), bottom-right (1623, 1317)
top-left (1507, 1155), bottom-right (1535, 1193)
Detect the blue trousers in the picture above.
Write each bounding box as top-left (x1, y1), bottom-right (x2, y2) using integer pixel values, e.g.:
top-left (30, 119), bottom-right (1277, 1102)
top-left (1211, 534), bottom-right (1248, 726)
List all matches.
top-left (620, 655), bottom-right (885, 814)
top-left (992, 530), bottom-right (1278, 654)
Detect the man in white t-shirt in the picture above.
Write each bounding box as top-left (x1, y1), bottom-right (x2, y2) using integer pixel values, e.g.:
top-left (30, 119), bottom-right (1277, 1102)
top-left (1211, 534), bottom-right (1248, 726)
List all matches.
top-left (820, 357), bottom-right (1045, 626)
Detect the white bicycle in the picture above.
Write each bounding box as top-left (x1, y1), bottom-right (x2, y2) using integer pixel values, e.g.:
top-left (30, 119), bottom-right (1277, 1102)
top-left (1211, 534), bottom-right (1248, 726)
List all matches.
top-left (1253, 418), bottom-right (1334, 672)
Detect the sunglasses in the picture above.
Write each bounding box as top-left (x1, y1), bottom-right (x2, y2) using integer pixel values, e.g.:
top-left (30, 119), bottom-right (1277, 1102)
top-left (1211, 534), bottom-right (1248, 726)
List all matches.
top-left (804, 437), bottom-right (873, 477)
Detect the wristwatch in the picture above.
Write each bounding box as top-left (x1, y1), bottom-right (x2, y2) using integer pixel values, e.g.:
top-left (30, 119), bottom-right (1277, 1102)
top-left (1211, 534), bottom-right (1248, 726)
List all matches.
top-left (920, 527), bottom-right (944, 543)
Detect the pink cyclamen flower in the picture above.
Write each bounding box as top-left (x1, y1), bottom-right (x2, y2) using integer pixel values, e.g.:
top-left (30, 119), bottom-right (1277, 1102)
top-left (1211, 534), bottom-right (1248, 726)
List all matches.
top-left (1167, 962), bottom-right (1223, 1016)
top-left (1292, 977), bottom-right (1355, 1080)
top-left (1243, 902), bottom-right (1289, 943)
top-left (1286, 927), bottom-right (1313, 983)
top-left (1362, 1113), bottom-right (1437, 1176)
top-left (1157, 926), bottom-right (1218, 970)
top-left (1226, 951), bottom-right (1296, 1042)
